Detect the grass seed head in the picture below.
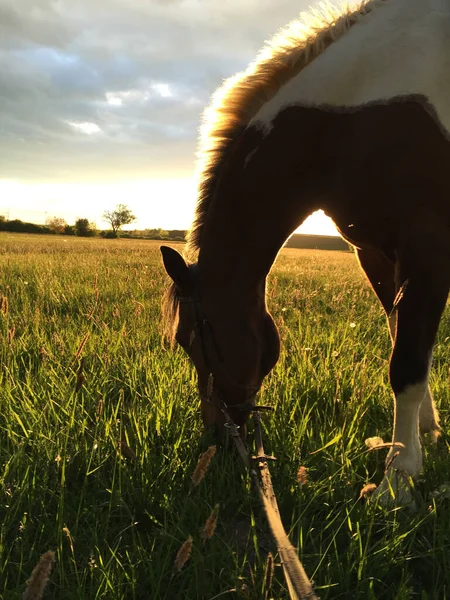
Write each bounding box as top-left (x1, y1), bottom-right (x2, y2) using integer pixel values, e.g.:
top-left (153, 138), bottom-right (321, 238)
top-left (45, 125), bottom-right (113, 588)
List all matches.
top-left (74, 332), bottom-right (90, 362)
top-left (174, 535), bottom-right (193, 572)
top-left (201, 503), bottom-right (219, 542)
top-left (359, 483), bottom-right (377, 500)
top-left (22, 550), bottom-right (55, 600)
top-left (206, 374), bottom-right (214, 400)
top-left (364, 436), bottom-right (384, 449)
top-left (75, 358), bottom-right (85, 392)
top-left (264, 552), bottom-right (274, 599)
top-left (0, 295), bottom-right (9, 316)
top-left (297, 465), bottom-right (308, 487)
top-left (62, 526), bottom-right (74, 555)
top-left (191, 445), bottom-right (216, 488)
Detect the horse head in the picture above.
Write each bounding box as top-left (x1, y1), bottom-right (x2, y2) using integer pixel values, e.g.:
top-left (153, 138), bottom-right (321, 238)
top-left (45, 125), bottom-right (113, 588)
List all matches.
top-left (161, 245), bottom-right (280, 439)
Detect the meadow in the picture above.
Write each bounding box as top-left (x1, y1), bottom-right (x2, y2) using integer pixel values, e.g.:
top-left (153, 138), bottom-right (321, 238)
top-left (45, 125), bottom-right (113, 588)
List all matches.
top-left (0, 233), bottom-right (449, 600)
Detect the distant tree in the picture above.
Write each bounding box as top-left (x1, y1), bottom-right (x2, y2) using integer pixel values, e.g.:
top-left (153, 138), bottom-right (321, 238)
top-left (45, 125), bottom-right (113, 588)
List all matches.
top-left (63, 224), bottom-right (75, 236)
top-left (74, 218), bottom-right (96, 237)
top-left (102, 204), bottom-right (136, 237)
top-left (46, 216), bottom-right (67, 234)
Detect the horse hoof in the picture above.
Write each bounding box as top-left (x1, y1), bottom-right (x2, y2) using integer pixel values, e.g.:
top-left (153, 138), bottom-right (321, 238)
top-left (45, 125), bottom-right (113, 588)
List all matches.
top-left (371, 468), bottom-right (417, 509)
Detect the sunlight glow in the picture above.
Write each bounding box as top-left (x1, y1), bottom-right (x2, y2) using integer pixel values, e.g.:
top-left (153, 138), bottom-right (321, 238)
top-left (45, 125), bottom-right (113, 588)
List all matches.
top-left (0, 179), bottom-right (339, 237)
top-left (296, 210), bottom-right (338, 236)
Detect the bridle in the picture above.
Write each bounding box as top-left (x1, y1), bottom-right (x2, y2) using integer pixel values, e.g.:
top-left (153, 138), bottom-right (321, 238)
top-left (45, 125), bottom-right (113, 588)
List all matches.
top-left (177, 271), bottom-right (270, 420)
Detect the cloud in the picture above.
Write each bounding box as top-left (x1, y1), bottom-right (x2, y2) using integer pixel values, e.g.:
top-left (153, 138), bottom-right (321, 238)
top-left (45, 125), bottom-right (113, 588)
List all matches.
top-left (0, 0), bottom-right (327, 182)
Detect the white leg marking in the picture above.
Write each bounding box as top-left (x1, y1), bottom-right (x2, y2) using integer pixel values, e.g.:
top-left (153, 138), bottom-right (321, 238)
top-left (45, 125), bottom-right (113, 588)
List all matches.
top-left (387, 381), bottom-right (426, 475)
top-left (387, 313), bottom-right (439, 440)
top-left (374, 381), bottom-right (427, 505)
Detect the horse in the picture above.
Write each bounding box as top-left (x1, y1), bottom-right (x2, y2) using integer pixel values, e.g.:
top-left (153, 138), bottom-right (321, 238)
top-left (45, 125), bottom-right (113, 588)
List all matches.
top-left (161, 0), bottom-right (450, 503)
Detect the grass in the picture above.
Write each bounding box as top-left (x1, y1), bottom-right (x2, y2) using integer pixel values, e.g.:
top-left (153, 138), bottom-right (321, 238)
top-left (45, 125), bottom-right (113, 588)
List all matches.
top-left (0, 232), bottom-right (449, 599)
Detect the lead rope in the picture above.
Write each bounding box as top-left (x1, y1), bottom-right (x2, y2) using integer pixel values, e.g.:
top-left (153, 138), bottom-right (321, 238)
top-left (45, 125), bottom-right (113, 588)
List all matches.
top-left (220, 404), bottom-right (319, 600)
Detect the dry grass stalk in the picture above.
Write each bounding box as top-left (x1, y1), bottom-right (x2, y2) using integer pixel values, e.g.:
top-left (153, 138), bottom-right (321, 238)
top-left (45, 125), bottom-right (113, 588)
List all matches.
top-left (264, 552), bottom-right (274, 599)
top-left (74, 332), bottom-right (90, 362)
top-left (8, 325), bottom-right (15, 343)
top-left (191, 445), bottom-right (216, 488)
top-left (385, 450), bottom-right (401, 471)
top-left (296, 466), bottom-right (308, 487)
top-left (359, 483), bottom-right (377, 500)
top-left (22, 550), bottom-right (55, 600)
top-left (174, 535), bottom-right (193, 572)
top-left (392, 279), bottom-right (409, 311)
top-left (201, 503), bottom-right (219, 543)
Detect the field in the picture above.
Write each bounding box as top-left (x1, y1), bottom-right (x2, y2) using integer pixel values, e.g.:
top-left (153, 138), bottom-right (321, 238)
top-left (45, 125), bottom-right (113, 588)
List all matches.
top-left (0, 233), bottom-right (449, 600)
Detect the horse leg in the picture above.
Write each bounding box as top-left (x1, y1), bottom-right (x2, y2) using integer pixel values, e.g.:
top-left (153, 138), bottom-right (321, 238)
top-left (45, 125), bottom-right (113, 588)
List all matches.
top-left (372, 238), bottom-right (449, 502)
top-left (356, 248), bottom-right (440, 440)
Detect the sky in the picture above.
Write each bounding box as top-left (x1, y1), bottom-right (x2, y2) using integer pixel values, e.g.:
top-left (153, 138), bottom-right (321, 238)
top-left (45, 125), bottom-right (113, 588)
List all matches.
top-left (0, 0), bottom-right (348, 235)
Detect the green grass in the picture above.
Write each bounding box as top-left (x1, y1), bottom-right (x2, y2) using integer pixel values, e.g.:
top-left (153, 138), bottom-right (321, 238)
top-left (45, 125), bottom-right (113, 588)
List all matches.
top-left (0, 233), bottom-right (449, 599)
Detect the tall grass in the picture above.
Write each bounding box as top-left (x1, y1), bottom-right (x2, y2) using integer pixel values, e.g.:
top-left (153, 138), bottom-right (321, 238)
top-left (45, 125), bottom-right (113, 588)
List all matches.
top-left (0, 233), bottom-right (449, 599)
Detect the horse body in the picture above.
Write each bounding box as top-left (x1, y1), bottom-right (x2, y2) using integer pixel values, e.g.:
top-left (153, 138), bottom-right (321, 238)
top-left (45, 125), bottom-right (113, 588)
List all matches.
top-left (162, 0), bottom-right (450, 502)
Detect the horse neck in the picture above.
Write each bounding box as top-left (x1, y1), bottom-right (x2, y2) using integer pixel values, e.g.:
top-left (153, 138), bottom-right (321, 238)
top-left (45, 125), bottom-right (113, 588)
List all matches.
top-left (196, 113), bottom-right (330, 291)
top-left (197, 177), bottom-right (313, 301)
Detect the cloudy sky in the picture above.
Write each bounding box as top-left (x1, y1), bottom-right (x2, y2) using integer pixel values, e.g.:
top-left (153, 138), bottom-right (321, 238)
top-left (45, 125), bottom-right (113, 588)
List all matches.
top-left (0, 0), bottom-right (348, 233)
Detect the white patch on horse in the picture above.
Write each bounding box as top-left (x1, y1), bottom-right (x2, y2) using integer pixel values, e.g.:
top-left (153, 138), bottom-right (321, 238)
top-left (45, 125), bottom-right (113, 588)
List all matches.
top-left (250, 0), bottom-right (450, 135)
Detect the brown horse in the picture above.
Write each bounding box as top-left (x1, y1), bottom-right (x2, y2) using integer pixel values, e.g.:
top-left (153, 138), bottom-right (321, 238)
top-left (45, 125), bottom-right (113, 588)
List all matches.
top-left (161, 0), bottom-right (450, 502)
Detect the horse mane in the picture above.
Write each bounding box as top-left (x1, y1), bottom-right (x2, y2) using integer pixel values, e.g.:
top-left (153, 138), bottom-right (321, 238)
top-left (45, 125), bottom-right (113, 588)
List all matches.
top-left (185, 0), bottom-right (387, 260)
top-left (163, 0), bottom-right (387, 340)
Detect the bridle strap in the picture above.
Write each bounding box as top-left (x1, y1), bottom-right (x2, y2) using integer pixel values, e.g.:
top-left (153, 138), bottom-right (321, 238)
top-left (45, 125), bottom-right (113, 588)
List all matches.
top-left (178, 285), bottom-right (260, 404)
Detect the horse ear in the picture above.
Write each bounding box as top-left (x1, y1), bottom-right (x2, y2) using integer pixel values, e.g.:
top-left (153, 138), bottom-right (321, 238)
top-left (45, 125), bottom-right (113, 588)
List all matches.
top-left (160, 246), bottom-right (192, 290)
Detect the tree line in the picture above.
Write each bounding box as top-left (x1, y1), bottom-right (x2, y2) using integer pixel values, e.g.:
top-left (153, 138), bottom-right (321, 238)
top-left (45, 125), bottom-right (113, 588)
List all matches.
top-left (0, 205), bottom-right (186, 240)
top-left (43, 204), bottom-right (136, 237)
